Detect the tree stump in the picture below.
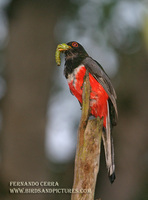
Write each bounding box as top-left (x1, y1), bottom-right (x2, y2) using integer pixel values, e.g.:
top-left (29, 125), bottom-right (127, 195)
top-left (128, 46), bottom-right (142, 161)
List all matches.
top-left (71, 70), bottom-right (103, 200)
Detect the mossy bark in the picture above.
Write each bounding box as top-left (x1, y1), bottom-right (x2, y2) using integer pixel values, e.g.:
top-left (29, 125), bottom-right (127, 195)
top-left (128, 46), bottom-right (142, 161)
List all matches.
top-left (71, 70), bottom-right (103, 200)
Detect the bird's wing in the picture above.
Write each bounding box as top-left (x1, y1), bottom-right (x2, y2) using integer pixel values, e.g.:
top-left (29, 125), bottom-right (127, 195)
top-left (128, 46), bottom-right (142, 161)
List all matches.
top-left (82, 56), bottom-right (118, 125)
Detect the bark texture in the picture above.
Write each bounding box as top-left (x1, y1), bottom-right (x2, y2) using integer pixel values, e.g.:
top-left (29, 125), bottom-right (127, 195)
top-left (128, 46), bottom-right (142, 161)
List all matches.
top-left (71, 71), bottom-right (103, 200)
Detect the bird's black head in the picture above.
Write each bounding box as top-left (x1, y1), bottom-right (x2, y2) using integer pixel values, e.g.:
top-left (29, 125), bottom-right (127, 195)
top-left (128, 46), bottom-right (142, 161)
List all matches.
top-left (57, 41), bottom-right (88, 77)
top-left (65, 41), bottom-right (88, 60)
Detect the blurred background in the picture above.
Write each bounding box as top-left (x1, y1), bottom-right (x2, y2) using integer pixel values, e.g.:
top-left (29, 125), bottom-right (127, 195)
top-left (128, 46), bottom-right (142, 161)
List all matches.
top-left (0, 0), bottom-right (147, 199)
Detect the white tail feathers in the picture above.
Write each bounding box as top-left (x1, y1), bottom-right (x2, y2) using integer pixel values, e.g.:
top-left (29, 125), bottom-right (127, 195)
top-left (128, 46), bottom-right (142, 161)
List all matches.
top-left (102, 101), bottom-right (115, 183)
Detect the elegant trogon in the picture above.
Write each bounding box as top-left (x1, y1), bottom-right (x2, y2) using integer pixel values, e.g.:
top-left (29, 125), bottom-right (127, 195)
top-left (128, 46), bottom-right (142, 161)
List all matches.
top-left (57, 41), bottom-right (118, 183)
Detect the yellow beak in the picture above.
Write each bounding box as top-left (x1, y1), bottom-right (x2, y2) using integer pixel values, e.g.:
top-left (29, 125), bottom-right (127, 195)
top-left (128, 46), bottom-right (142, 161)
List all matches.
top-left (57, 43), bottom-right (72, 52)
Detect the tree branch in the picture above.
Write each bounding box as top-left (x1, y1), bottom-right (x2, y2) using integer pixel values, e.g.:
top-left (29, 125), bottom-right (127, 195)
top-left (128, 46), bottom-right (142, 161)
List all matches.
top-left (71, 70), bottom-right (103, 200)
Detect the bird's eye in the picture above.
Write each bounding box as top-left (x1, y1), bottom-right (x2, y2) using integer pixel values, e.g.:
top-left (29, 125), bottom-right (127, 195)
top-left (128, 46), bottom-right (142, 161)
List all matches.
top-left (72, 42), bottom-right (78, 47)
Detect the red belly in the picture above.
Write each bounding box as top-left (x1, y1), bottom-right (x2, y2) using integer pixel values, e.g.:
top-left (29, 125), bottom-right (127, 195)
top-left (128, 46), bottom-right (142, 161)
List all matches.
top-left (68, 66), bottom-right (108, 127)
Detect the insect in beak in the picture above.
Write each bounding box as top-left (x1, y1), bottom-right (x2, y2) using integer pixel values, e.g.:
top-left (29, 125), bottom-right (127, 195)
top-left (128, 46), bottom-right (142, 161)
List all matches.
top-left (55, 43), bottom-right (71, 66)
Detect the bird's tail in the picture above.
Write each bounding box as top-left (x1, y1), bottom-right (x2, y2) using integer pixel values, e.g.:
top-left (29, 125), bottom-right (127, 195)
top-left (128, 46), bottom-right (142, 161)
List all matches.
top-left (102, 101), bottom-right (115, 183)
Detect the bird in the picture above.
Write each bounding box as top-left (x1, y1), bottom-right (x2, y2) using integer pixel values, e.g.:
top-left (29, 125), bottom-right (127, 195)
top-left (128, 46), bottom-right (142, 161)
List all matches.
top-left (56, 41), bottom-right (118, 183)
